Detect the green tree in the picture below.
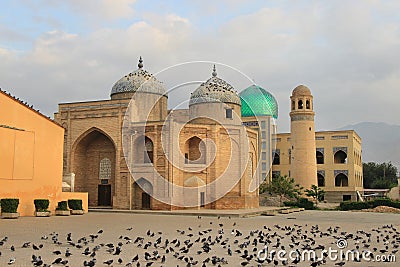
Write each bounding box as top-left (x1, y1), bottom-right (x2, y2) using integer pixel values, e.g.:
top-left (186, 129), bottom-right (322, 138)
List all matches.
top-left (370, 178), bottom-right (396, 189)
top-left (305, 185), bottom-right (325, 205)
top-left (263, 175), bottom-right (303, 206)
top-left (363, 162), bottom-right (398, 189)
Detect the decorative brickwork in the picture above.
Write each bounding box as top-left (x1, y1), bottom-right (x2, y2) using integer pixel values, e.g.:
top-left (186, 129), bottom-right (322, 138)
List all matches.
top-left (55, 81), bottom-right (259, 211)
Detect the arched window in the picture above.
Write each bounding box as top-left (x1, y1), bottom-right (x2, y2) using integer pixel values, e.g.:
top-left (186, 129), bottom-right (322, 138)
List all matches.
top-left (291, 100), bottom-right (295, 110)
top-left (99, 158), bottom-right (112, 180)
top-left (144, 137), bottom-right (154, 163)
top-left (298, 99), bottom-right (303, 109)
top-left (334, 150), bottom-right (347, 164)
top-left (185, 136), bottom-right (206, 164)
top-left (335, 173), bottom-right (348, 187)
top-left (306, 100), bottom-right (310, 109)
top-left (272, 150), bottom-right (280, 165)
top-left (316, 151), bottom-right (324, 164)
top-left (317, 173), bottom-right (325, 187)
top-left (272, 149), bottom-right (281, 165)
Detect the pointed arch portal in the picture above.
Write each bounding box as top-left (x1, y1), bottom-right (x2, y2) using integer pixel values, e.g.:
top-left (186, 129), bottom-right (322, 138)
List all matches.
top-left (72, 128), bottom-right (116, 207)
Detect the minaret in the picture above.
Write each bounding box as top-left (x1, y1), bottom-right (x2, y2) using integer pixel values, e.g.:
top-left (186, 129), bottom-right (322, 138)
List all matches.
top-left (289, 85), bottom-right (317, 190)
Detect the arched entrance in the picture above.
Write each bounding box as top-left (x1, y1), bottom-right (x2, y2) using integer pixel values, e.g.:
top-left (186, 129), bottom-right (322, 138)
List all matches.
top-left (72, 129), bottom-right (116, 207)
top-left (132, 178), bottom-right (153, 210)
top-left (184, 175), bottom-right (206, 209)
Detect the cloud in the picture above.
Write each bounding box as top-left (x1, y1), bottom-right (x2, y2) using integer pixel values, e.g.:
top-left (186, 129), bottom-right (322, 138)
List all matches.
top-left (0, 1), bottom-right (400, 135)
top-left (0, 25), bottom-right (30, 44)
top-left (66, 0), bottom-right (137, 21)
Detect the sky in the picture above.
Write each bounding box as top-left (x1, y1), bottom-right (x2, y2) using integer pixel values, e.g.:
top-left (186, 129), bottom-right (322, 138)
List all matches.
top-left (1, 0), bottom-right (400, 133)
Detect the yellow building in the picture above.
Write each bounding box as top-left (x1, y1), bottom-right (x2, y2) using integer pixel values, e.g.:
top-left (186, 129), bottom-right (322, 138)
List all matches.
top-left (271, 85), bottom-right (363, 202)
top-left (0, 89), bottom-right (88, 216)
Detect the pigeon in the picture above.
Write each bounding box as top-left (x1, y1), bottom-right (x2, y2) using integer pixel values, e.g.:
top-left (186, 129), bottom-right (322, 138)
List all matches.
top-left (33, 259), bottom-right (44, 266)
top-left (52, 257), bottom-right (62, 264)
top-left (104, 259), bottom-right (113, 266)
top-left (84, 259), bottom-right (96, 267)
top-left (8, 257), bottom-right (16, 265)
top-left (65, 248), bottom-right (72, 257)
top-left (113, 246), bottom-right (122, 255)
top-left (132, 254), bottom-right (139, 262)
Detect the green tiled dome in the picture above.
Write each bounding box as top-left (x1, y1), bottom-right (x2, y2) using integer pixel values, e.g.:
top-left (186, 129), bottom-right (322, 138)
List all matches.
top-left (240, 85), bottom-right (278, 118)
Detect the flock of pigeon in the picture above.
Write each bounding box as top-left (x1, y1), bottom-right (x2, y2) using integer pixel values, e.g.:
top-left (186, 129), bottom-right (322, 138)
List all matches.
top-left (0, 215), bottom-right (399, 266)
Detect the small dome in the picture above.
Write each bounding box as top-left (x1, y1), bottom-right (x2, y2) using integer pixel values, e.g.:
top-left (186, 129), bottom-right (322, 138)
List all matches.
top-left (110, 57), bottom-right (166, 98)
top-left (189, 65), bottom-right (241, 106)
top-left (240, 85), bottom-right (278, 118)
top-left (292, 85), bottom-right (311, 96)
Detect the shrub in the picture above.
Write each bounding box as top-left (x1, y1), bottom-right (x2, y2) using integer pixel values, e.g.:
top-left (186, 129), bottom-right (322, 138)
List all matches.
top-left (1, 198), bottom-right (19, 213)
top-left (338, 198), bottom-right (400, 211)
top-left (56, 201), bottom-right (69, 211)
top-left (283, 201), bottom-right (297, 207)
top-left (369, 198), bottom-right (400, 209)
top-left (68, 199), bottom-right (83, 210)
top-left (297, 198), bottom-right (316, 210)
top-left (34, 199), bottom-right (50, 212)
top-left (339, 201), bottom-right (370, 211)
top-left (284, 197), bottom-right (315, 210)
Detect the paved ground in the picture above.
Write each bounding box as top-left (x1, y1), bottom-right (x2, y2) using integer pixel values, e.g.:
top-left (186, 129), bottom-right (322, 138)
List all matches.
top-left (88, 206), bottom-right (288, 217)
top-left (0, 210), bottom-right (399, 267)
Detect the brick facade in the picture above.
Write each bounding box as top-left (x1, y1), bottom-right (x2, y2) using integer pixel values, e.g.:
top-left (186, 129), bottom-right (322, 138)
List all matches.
top-left (55, 94), bottom-right (260, 210)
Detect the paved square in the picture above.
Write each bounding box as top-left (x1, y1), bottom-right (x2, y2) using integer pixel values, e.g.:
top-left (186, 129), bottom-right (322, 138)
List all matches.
top-left (0, 211), bottom-right (398, 266)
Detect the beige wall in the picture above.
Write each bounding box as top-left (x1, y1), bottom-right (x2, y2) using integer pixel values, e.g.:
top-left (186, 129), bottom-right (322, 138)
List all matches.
top-left (0, 90), bottom-right (87, 216)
